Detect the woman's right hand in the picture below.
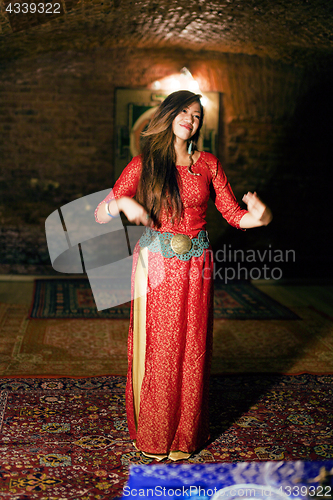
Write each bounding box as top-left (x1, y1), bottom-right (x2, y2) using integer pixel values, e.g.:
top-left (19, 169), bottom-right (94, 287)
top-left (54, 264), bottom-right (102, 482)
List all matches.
top-left (118, 196), bottom-right (150, 226)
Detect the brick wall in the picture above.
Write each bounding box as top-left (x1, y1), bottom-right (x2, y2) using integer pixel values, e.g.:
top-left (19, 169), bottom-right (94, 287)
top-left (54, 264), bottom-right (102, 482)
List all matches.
top-left (0, 48), bottom-right (332, 278)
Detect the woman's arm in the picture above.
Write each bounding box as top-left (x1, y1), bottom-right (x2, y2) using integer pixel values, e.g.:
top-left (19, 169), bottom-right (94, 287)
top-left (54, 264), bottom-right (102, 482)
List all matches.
top-left (209, 157), bottom-right (272, 229)
top-left (96, 196), bottom-right (149, 226)
top-left (95, 156), bottom-right (149, 225)
top-left (239, 192), bottom-right (273, 228)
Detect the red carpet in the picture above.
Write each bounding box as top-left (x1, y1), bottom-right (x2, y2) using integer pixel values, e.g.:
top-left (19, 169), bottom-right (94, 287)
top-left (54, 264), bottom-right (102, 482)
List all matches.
top-left (0, 374), bottom-right (332, 498)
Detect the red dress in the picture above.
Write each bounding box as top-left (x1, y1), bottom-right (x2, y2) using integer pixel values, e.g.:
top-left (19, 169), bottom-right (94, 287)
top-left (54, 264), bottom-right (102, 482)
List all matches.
top-left (96, 151), bottom-right (247, 456)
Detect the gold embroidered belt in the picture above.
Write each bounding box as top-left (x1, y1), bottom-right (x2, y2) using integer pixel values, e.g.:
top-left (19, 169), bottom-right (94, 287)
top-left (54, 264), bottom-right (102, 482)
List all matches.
top-left (139, 229), bottom-right (210, 261)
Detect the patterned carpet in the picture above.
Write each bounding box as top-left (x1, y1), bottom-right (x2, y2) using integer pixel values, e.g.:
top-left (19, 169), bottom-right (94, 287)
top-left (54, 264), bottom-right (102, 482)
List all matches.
top-left (0, 374), bottom-right (332, 499)
top-left (1, 303), bottom-right (333, 376)
top-left (29, 279), bottom-right (298, 319)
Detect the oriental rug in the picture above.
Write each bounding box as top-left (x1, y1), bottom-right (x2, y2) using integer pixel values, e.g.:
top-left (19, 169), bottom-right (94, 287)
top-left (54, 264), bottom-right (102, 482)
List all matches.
top-left (0, 374), bottom-right (332, 499)
top-left (1, 303), bottom-right (332, 377)
top-left (29, 279), bottom-right (298, 320)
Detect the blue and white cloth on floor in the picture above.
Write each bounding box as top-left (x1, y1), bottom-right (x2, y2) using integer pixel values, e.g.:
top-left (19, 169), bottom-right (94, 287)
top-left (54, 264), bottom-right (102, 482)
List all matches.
top-left (123, 460), bottom-right (333, 500)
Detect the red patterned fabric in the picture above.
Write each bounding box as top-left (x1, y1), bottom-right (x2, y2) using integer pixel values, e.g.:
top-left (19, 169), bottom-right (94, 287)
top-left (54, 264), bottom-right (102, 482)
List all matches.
top-left (96, 152), bottom-right (248, 455)
top-left (95, 152), bottom-right (247, 232)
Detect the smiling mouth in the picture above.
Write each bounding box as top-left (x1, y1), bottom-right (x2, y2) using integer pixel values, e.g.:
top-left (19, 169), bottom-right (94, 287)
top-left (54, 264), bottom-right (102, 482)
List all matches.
top-left (181, 124), bottom-right (192, 131)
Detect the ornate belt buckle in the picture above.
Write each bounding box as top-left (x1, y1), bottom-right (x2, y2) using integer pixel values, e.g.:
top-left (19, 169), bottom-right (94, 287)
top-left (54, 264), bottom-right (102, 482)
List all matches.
top-left (170, 234), bottom-right (192, 255)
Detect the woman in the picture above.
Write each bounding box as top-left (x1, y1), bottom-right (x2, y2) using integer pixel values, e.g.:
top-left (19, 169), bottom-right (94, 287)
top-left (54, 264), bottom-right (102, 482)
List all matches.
top-left (95, 90), bottom-right (272, 461)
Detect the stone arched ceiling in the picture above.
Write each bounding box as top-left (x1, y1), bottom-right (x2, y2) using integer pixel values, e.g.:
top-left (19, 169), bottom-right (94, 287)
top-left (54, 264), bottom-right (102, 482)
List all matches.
top-left (0, 0), bottom-right (332, 64)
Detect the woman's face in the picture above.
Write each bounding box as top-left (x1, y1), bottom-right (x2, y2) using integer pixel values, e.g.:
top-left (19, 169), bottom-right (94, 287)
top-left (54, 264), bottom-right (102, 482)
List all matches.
top-left (172, 102), bottom-right (202, 143)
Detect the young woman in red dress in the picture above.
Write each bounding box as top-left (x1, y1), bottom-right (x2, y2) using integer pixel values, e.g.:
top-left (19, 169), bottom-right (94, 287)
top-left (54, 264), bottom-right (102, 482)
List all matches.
top-left (96, 90), bottom-right (272, 461)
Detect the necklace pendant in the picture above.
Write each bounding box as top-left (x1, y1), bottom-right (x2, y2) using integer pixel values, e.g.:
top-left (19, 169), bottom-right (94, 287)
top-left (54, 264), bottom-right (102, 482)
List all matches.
top-left (187, 165), bottom-right (201, 176)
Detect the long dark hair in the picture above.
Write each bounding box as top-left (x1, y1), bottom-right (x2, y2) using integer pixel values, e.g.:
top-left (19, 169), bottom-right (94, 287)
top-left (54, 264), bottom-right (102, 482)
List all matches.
top-left (136, 90), bottom-right (204, 227)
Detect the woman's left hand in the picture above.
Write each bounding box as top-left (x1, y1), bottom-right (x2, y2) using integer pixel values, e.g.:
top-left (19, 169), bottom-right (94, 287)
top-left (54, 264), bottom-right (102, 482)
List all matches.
top-left (242, 192), bottom-right (273, 226)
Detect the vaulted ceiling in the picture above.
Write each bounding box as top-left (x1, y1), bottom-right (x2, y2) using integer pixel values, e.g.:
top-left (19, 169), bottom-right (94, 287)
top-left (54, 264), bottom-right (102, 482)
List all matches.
top-left (1, 0), bottom-right (332, 64)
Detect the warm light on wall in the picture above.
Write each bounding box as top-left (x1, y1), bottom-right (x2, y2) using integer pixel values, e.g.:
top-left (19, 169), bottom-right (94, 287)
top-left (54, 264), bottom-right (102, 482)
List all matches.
top-left (150, 67), bottom-right (207, 106)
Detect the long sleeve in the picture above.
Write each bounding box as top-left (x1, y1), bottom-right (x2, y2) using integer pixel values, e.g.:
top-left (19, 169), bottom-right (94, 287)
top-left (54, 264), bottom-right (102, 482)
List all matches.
top-left (112, 156), bottom-right (142, 199)
top-left (210, 158), bottom-right (248, 229)
top-left (95, 156), bottom-right (142, 223)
